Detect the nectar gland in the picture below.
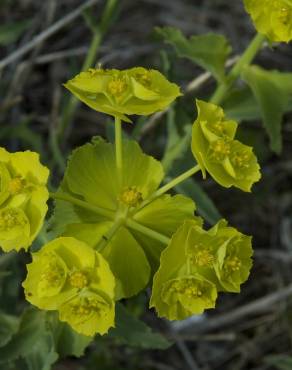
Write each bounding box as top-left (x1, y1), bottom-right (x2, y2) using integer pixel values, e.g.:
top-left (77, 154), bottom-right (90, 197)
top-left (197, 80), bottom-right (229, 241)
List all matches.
top-left (108, 77), bottom-right (128, 98)
top-left (119, 186), bottom-right (143, 207)
top-left (8, 177), bottom-right (25, 194)
top-left (209, 139), bottom-right (231, 162)
top-left (0, 208), bottom-right (26, 231)
top-left (188, 244), bottom-right (214, 267)
top-left (69, 271), bottom-right (89, 289)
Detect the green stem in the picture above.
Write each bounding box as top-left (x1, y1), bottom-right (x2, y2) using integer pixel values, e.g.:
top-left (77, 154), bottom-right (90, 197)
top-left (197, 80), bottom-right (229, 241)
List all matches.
top-left (115, 116), bottom-right (123, 183)
top-left (139, 164), bottom-right (201, 210)
top-left (59, 31), bottom-right (102, 138)
top-left (49, 192), bottom-right (115, 220)
top-left (95, 218), bottom-right (123, 252)
top-left (50, 127), bottom-right (66, 171)
top-left (210, 33), bottom-right (266, 105)
top-left (126, 219), bottom-right (170, 245)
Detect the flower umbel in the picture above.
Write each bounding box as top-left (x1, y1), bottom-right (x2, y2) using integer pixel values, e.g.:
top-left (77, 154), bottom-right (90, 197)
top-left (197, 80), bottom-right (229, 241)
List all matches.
top-left (150, 219), bottom-right (253, 320)
top-left (191, 99), bottom-right (261, 192)
top-left (53, 139), bottom-right (197, 300)
top-left (0, 148), bottom-right (49, 252)
top-left (23, 237), bottom-right (115, 336)
top-left (243, 0), bottom-right (292, 43)
top-left (64, 67), bottom-right (181, 122)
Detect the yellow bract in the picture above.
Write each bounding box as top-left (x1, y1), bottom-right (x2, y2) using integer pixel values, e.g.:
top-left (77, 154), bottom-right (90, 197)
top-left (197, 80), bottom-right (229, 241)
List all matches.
top-left (23, 237), bottom-right (116, 336)
top-left (191, 100), bottom-right (261, 192)
top-left (244, 0), bottom-right (292, 43)
top-left (64, 67), bottom-right (181, 122)
top-left (151, 219), bottom-right (253, 320)
top-left (0, 148), bottom-right (49, 252)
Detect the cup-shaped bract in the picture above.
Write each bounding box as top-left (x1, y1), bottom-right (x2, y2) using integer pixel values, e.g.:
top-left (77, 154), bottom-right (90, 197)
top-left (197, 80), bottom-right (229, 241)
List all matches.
top-left (244, 0), bottom-right (292, 43)
top-left (151, 219), bottom-right (254, 320)
top-left (0, 148), bottom-right (49, 252)
top-left (211, 221), bottom-right (253, 293)
top-left (150, 220), bottom-right (218, 320)
top-left (191, 100), bottom-right (261, 192)
top-left (64, 67), bottom-right (181, 122)
top-left (50, 139), bottom-right (198, 300)
top-left (23, 237), bottom-right (115, 336)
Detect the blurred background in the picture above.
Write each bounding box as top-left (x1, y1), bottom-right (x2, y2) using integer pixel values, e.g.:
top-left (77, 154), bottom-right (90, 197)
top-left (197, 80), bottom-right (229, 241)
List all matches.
top-left (1, 1), bottom-right (292, 369)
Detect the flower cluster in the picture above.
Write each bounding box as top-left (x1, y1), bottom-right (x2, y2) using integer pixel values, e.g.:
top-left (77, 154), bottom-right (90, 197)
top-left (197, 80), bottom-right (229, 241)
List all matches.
top-left (52, 139), bottom-right (198, 300)
top-left (243, 0), bottom-right (292, 43)
top-left (17, 68), bottom-right (258, 337)
top-left (191, 100), bottom-right (261, 192)
top-left (23, 237), bottom-right (115, 336)
top-left (64, 67), bottom-right (181, 122)
top-left (0, 148), bottom-right (49, 252)
top-left (151, 219), bottom-right (253, 320)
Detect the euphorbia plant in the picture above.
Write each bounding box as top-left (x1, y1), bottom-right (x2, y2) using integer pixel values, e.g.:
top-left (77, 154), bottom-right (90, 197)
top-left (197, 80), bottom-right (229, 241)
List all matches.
top-left (0, 65), bottom-right (260, 337)
top-left (1, 1), bottom-right (292, 364)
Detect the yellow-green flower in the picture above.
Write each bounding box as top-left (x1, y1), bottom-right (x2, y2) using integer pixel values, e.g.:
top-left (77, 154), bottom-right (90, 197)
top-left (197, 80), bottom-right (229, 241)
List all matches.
top-left (150, 220), bottom-right (217, 320)
top-left (150, 218), bottom-right (254, 320)
top-left (191, 100), bottom-right (261, 192)
top-left (244, 0), bottom-right (292, 43)
top-left (0, 148), bottom-right (49, 252)
top-left (211, 220), bottom-right (253, 293)
top-left (50, 139), bottom-right (198, 300)
top-left (64, 67), bottom-right (181, 122)
top-left (160, 275), bottom-right (217, 320)
top-left (23, 237), bottom-right (115, 336)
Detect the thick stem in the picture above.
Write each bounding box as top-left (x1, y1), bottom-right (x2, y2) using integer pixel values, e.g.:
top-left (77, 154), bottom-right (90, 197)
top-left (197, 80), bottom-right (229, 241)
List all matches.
top-left (126, 219), bottom-right (170, 245)
top-left (115, 116), bottom-right (123, 184)
top-left (49, 192), bottom-right (115, 219)
top-left (210, 33), bottom-right (266, 105)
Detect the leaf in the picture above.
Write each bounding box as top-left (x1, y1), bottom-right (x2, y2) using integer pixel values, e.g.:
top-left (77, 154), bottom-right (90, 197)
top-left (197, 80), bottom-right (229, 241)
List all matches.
top-left (265, 355), bottom-right (292, 370)
top-left (242, 65), bottom-right (292, 154)
top-left (0, 312), bottom-right (20, 348)
top-left (0, 309), bottom-right (58, 370)
top-left (0, 20), bottom-right (31, 46)
top-left (223, 87), bottom-right (261, 121)
top-left (173, 177), bottom-right (221, 225)
top-left (156, 27), bottom-right (231, 82)
top-left (108, 303), bottom-right (171, 350)
top-left (47, 312), bottom-right (92, 358)
top-left (24, 336), bottom-right (58, 370)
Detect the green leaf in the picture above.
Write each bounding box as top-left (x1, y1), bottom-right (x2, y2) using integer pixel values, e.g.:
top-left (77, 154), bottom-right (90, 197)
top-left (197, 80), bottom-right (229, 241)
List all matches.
top-left (108, 303), bottom-right (171, 349)
top-left (0, 20), bottom-right (31, 46)
top-left (24, 336), bottom-right (58, 370)
top-left (0, 312), bottom-right (19, 348)
top-left (47, 312), bottom-right (92, 358)
top-left (223, 87), bottom-right (261, 121)
top-left (156, 27), bottom-right (231, 82)
top-left (173, 177), bottom-right (221, 225)
top-left (242, 65), bottom-right (292, 154)
top-left (265, 355), bottom-right (292, 370)
top-left (0, 309), bottom-right (58, 370)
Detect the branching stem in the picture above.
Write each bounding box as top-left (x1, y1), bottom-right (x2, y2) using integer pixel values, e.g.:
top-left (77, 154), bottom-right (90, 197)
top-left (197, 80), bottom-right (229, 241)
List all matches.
top-left (210, 33), bottom-right (266, 105)
top-left (49, 192), bottom-right (115, 219)
top-left (126, 219), bottom-right (170, 245)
